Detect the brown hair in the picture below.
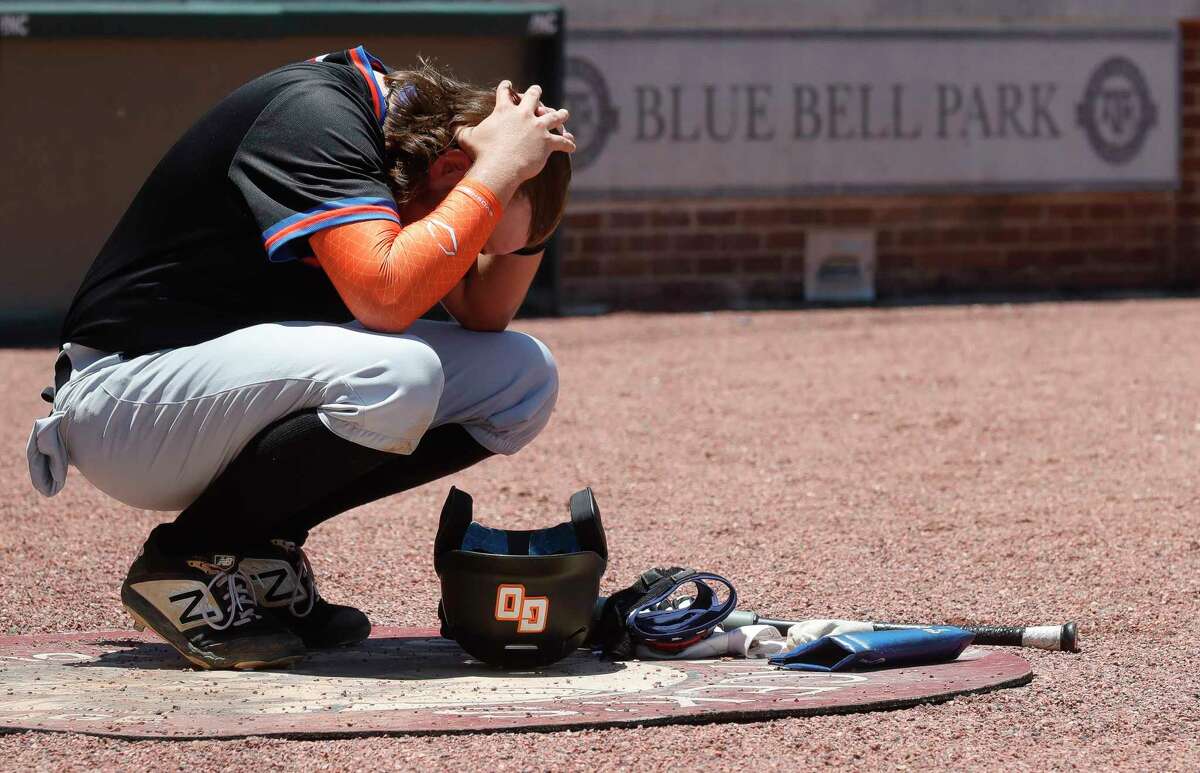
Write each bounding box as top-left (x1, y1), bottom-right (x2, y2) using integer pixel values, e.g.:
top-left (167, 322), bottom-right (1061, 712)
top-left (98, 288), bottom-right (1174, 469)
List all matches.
top-left (382, 58), bottom-right (571, 248)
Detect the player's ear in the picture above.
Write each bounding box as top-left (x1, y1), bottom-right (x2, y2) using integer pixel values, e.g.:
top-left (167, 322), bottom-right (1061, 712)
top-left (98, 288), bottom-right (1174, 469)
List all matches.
top-left (427, 149), bottom-right (471, 194)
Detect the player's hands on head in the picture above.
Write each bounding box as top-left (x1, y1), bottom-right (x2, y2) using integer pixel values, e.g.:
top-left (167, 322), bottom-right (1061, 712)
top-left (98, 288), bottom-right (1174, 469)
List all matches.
top-left (456, 81), bottom-right (575, 199)
top-left (515, 85), bottom-right (576, 147)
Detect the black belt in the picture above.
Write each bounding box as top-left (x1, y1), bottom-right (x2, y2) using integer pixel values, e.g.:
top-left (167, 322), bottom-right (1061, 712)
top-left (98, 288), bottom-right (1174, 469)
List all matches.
top-left (41, 350), bottom-right (71, 404)
top-left (54, 350), bottom-right (71, 392)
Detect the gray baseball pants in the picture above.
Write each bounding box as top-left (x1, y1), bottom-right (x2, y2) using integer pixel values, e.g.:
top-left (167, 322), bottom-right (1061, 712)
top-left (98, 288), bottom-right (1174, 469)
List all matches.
top-left (27, 320), bottom-right (558, 510)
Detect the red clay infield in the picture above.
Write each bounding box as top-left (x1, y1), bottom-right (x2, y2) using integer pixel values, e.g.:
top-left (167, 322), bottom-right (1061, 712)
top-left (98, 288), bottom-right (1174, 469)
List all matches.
top-left (2, 299), bottom-right (1197, 768)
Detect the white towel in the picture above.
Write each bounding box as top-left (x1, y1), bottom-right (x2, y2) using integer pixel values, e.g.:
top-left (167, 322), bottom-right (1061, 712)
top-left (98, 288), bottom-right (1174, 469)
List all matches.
top-left (635, 624), bottom-right (788, 660)
top-left (784, 619), bottom-right (874, 650)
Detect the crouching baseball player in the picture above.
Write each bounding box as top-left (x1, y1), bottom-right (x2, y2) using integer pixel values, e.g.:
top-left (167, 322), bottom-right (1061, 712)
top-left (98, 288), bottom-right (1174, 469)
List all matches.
top-left (26, 46), bottom-right (574, 670)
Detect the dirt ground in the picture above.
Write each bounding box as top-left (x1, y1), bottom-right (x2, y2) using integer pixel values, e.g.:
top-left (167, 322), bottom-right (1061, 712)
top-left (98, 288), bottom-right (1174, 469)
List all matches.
top-left (1, 299), bottom-right (1198, 770)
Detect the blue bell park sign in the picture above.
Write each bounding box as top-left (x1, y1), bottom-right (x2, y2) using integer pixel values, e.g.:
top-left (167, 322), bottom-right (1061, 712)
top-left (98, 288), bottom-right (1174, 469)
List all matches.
top-left (564, 26), bottom-right (1178, 199)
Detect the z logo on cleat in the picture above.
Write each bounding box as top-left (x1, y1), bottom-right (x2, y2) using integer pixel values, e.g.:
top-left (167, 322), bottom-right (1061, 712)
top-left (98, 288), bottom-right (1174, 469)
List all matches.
top-left (253, 568), bottom-right (297, 604)
top-left (168, 589), bottom-right (207, 625)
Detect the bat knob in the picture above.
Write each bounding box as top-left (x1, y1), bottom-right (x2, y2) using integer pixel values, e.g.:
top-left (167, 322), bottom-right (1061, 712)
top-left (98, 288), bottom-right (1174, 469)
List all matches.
top-left (1061, 621), bottom-right (1080, 653)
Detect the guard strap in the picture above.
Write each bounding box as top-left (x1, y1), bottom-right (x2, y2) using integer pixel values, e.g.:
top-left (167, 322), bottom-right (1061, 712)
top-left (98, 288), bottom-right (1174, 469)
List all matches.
top-left (624, 570), bottom-right (737, 642)
top-left (590, 566), bottom-right (738, 660)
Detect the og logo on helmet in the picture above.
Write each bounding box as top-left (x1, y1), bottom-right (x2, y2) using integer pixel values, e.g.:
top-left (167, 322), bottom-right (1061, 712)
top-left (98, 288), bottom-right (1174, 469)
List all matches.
top-left (495, 584), bottom-right (548, 634)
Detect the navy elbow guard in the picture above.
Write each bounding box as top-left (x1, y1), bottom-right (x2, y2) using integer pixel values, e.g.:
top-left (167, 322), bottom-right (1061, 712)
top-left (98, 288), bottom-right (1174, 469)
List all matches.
top-left (434, 486), bottom-right (608, 668)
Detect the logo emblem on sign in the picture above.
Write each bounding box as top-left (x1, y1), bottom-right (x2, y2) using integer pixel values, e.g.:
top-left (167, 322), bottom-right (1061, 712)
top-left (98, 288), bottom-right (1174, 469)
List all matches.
top-left (564, 56), bottom-right (619, 171)
top-left (494, 584), bottom-right (548, 634)
top-left (1076, 56), bottom-right (1158, 165)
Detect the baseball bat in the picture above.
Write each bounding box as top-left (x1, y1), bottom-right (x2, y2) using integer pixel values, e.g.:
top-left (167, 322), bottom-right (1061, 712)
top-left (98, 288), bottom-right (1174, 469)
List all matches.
top-left (721, 610), bottom-right (1079, 652)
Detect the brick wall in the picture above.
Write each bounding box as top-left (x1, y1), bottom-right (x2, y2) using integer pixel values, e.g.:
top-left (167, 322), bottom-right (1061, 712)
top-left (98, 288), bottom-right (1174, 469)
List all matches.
top-left (557, 24), bottom-right (1200, 312)
top-left (1178, 20), bottom-right (1200, 289)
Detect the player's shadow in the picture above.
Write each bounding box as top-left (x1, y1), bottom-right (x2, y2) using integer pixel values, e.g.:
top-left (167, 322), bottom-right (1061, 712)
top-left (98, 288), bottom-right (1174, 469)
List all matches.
top-left (69, 636), bottom-right (629, 681)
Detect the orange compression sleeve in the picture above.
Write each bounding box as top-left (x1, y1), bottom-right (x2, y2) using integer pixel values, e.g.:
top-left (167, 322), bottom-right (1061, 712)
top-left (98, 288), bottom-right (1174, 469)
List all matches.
top-left (309, 180), bottom-right (502, 332)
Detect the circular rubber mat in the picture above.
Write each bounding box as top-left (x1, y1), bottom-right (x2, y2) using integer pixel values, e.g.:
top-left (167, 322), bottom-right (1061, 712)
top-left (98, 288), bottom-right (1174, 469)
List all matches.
top-left (0, 628), bottom-right (1031, 738)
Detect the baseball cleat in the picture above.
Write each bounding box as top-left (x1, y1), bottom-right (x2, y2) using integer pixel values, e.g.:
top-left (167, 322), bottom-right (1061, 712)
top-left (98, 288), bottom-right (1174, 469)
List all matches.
top-left (241, 539), bottom-right (372, 648)
top-left (121, 537), bottom-right (306, 670)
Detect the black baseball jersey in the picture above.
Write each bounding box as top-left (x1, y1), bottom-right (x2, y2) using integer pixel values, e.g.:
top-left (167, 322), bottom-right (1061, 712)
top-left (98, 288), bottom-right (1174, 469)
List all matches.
top-left (60, 46), bottom-right (400, 356)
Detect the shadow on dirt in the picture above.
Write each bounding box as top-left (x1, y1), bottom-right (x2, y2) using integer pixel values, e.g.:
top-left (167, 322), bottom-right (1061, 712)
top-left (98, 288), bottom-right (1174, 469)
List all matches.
top-left (68, 636), bottom-right (628, 681)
